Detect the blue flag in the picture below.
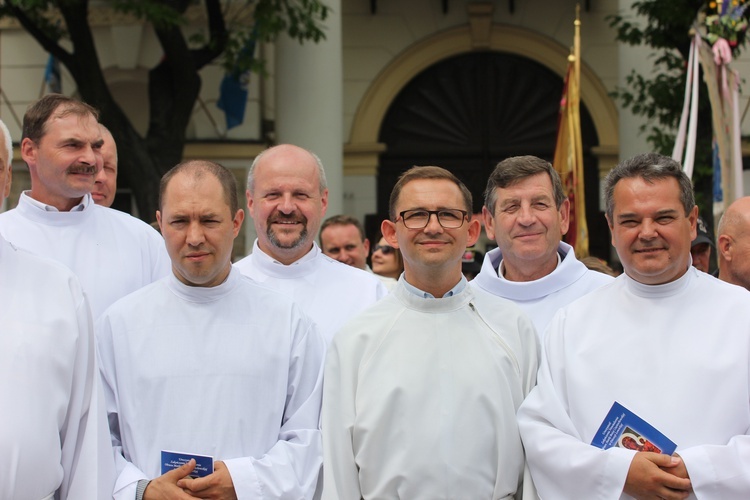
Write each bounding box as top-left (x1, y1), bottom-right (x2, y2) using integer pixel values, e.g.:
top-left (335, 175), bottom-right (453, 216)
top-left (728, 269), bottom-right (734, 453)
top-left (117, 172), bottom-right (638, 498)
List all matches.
top-left (44, 54), bottom-right (61, 94)
top-left (217, 73), bottom-right (249, 130)
top-left (217, 33), bottom-right (257, 130)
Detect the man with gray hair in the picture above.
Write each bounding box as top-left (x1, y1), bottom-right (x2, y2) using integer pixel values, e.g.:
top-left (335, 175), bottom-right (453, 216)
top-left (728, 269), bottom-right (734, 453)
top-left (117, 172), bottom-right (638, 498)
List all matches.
top-left (235, 144), bottom-right (386, 344)
top-left (472, 155), bottom-right (612, 336)
top-left (518, 152), bottom-right (750, 498)
top-left (0, 117), bottom-right (115, 498)
top-left (717, 196), bottom-right (750, 290)
top-left (0, 94), bottom-right (169, 318)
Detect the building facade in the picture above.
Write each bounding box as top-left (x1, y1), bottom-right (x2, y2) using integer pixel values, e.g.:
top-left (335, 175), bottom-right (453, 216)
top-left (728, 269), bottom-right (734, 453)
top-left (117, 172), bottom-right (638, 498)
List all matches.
top-left (1, 0), bottom-right (747, 260)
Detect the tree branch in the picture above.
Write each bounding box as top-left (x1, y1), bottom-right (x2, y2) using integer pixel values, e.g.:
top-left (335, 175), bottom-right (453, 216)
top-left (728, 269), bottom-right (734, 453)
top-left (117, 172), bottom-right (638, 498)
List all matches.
top-left (5, 3), bottom-right (71, 64)
top-left (191, 0), bottom-right (228, 70)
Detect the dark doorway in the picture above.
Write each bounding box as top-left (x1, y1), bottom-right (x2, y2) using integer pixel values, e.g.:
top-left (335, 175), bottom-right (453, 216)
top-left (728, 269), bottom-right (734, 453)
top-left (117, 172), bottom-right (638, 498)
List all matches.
top-left (375, 51), bottom-right (608, 259)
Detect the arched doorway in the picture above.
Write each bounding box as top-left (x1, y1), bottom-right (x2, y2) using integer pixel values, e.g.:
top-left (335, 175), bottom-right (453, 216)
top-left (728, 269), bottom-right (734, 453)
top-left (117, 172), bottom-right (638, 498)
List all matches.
top-left (376, 51), bottom-right (608, 258)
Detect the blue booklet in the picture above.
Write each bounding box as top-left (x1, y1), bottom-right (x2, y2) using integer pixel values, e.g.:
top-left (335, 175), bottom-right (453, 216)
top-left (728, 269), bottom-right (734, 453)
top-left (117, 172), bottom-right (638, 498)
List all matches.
top-left (161, 450), bottom-right (214, 478)
top-left (591, 401), bottom-right (677, 455)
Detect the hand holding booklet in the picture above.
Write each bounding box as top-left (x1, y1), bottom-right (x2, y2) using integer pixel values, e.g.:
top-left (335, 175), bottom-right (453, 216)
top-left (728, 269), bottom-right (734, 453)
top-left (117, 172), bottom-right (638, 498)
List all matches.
top-left (591, 401), bottom-right (677, 455)
top-left (161, 450), bottom-right (214, 478)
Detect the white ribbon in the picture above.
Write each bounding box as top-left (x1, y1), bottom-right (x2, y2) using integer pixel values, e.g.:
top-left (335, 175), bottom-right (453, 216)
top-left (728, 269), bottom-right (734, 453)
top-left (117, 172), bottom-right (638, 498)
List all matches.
top-left (673, 33), bottom-right (701, 178)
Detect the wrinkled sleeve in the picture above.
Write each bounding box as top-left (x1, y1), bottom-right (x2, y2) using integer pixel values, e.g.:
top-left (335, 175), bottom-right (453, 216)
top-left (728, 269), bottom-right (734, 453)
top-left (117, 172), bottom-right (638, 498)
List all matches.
top-left (61, 289), bottom-right (116, 499)
top-left (679, 421), bottom-right (750, 494)
top-left (517, 309), bottom-right (635, 499)
top-left (223, 312), bottom-right (325, 500)
top-left (321, 331), bottom-right (363, 500)
top-left (96, 313), bottom-right (150, 500)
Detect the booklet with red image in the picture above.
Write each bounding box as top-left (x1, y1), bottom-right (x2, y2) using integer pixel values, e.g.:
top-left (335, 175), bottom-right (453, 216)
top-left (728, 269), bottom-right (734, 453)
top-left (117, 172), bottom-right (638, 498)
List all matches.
top-left (591, 401), bottom-right (677, 455)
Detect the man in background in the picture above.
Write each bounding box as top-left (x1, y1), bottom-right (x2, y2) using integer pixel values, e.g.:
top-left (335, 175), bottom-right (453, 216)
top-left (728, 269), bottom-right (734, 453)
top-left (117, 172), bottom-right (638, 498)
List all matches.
top-left (717, 196), bottom-right (750, 290)
top-left (235, 144), bottom-right (386, 344)
top-left (92, 124), bottom-right (117, 207)
top-left (320, 214), bottom-right (396, 288)
top-left (472, 155), bottom-right (612, 336)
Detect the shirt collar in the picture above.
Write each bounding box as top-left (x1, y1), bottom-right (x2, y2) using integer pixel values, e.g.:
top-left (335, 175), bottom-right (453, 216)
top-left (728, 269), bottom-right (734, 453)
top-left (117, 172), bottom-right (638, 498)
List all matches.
top-left (252, 238), bottom-right (319, 266)
top-left (22, 190), bottom-right (90, 212)
top-left (402, 274), bottom-right (468, 298)
top-left (497, 249), bottom-right (562, 281)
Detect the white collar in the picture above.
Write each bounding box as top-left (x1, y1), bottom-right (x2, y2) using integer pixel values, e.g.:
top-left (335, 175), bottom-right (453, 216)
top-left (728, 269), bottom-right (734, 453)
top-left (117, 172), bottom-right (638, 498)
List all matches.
top-left (22, 191), bottom-right (90, 212)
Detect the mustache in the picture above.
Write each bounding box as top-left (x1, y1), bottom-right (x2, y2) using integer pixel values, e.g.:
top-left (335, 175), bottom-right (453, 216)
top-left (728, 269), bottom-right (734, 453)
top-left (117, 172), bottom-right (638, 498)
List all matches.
top-left (66, 164), bottom-right (97, 175)
top-left (268, 211), bottom-right (308, 225)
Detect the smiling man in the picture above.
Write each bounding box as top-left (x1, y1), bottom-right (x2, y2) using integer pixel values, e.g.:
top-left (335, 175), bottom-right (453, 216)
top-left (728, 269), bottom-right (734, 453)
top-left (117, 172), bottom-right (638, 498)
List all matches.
top-left (471, 155), bottom-right (612, 336)
top-left (518, 153), bottom-right (750, 499)
top-left (322, 166), bottom-right (538, 499)
top-left (235, 144), bottom-right (386, 344)
top-left (97, 160), bottom-right (325, 500)
top-left (0, 94), bottom-right (168, 318)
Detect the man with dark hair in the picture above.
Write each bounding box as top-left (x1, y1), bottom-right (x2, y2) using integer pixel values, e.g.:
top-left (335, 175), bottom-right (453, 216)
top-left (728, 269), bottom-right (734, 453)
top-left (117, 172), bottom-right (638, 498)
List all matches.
top-left (518, 152), bottom-right (750, 498)
top-left (323, 166), bottom-right (538, 499)
top-left (320, 214), bottom-right (398, 289)
top-left (0, 94), bottom-right (169, 317)
top-left (98, 160), bottom-right (325, 500)
top-left (319, 214), bottom-right (370, 269)
top-left (235, 144), bottom-right (386, 344)
top-left (472, 155), bottom-right (611, 335)
top-left (0, 116), bottom-right (115, 499)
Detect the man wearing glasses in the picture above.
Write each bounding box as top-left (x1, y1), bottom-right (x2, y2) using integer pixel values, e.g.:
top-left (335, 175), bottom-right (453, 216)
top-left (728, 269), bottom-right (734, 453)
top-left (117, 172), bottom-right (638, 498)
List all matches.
top-left (322, 166), bottom-right (539, 499)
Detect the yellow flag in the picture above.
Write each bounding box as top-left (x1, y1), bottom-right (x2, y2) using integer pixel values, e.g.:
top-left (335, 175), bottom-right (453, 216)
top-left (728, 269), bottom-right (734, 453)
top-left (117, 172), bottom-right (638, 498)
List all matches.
top-left (553, 5), bottom-right (589, 257)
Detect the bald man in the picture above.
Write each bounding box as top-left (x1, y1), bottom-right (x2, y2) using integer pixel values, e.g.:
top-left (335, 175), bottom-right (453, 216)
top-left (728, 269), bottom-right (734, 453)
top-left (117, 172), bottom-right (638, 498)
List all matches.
top-left (92, 125), bottom-right (118, 207)
top-left (235, 144), bottom-right (386, 344)
top-left (717, 196), bottom-right (750, 290)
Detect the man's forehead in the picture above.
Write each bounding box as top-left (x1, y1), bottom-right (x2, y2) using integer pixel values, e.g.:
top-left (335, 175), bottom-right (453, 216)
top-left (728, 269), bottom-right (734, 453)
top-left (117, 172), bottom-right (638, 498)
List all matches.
top-left (44, 111), bottom-right (100, 138)
top-left (398, 178), bottom-right (462, 204)
top-left (613, 176), bottom-right (682, 205)
top-left (324, 224), bottom-right (361, 241)
top-left (256, 162), bottom-right (319, 190)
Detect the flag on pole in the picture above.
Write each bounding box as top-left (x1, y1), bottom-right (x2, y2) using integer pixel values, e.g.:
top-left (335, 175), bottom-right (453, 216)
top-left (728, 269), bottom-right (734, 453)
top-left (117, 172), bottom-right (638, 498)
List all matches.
top-left (217, 31), bottom-right (257, 130)
top-left (44, 54), bottom-right (61, 94)
top-left (553, 4), bottom-right (589, 257)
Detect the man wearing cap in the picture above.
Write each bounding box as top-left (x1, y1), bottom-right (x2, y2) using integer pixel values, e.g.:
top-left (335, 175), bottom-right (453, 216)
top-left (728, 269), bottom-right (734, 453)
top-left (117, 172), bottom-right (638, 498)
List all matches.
top-left (690, 216), bottom-right (714, 274)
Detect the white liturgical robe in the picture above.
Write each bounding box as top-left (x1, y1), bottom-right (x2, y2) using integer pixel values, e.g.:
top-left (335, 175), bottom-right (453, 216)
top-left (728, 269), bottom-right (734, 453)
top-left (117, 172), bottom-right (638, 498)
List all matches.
top-left (471, 242), bottom-right (612, 336)
top-left (234, 240), bottom-right (387, 343)
top-left (97, 268), bottom-right (326, 500)
top-left (0, 192), bottom-right (170, 318)
top-left (322, 279), bottom-right (539, 500)
top-left (0, 235), bottom-right (114, 499)
top-left (518, 268), bottom-right (750, 499)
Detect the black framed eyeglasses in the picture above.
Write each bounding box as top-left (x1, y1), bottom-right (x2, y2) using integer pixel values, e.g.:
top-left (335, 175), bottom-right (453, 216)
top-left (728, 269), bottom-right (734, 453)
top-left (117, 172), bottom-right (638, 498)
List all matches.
top-left (396, 209), bottom-right (468, 229)
top-left (373, 244), bottom-right (395, 255)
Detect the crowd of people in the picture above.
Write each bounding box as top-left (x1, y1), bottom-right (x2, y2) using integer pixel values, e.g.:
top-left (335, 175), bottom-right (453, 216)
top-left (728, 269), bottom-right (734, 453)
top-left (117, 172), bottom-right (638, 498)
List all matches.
top-left (2, 94), bottom-right (750, 499)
